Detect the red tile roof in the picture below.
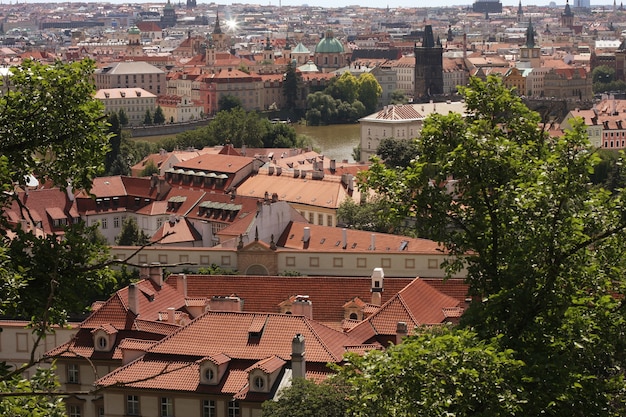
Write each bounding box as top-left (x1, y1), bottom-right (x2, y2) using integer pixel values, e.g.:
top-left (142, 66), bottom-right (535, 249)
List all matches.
top-left (168, 274), bottom-right (414, 323)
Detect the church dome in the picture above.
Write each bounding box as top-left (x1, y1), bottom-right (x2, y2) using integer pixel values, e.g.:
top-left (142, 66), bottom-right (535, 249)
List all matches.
top-left (128, 25), bottom-right (140, 35)
top-left (315, 30), bottom-right (344, 54)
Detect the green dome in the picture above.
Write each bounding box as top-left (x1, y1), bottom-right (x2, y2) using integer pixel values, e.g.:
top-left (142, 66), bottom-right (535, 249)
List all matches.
top-left (128, 25), bottom-right (141, 35)
top-left (315, 30), bottom-right (344, 54)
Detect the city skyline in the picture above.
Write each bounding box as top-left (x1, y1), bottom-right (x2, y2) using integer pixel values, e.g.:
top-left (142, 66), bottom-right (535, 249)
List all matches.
top-left (12, 0), bottom-right (611, 9)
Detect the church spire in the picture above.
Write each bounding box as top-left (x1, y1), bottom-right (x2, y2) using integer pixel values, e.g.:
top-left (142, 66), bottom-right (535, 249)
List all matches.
top-left (525, 17), bottom-right (535, 48)
top-left (213, 10), bottom-right (222, 35)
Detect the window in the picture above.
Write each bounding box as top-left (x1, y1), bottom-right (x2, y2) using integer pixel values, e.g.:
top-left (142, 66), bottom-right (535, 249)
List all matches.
top-left (318, 214), bottom-right (323, 225)
top-left (205, 368), bottom-right (214, 382)
top-left (68, 405), bottom-right (81, 417)
top-left (113, 217), bottom-right (120, 228)
top-left (254, 376), bottom-right (264, 390)
top-left (101, 218), bottom-right (108, 229)
top-left (97, 336), bottom-right (107, 350)
top-left (67, 363), bottom-right (79, 384)
top-left (161, 397), bottom-right (174, 417)
top-left (127, 395), bottom-right (140, 416)
top-left (327, 215), bottom-right (333, 227)
top-left (228, 400), bottom-right (240, 417)
top-left (202, 399), bottom-right (216, 417)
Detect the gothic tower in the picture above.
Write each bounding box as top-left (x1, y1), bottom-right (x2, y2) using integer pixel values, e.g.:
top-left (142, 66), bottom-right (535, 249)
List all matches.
top-left (414, 25), bottom-right (443, 101)
top-left (519, 18), bottom-right (541, 68)
top-left (561, 0), bottom-right (574, 29)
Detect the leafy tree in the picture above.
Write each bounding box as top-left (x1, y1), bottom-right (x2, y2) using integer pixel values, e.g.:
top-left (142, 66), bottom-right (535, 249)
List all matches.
top-left (262, 377), bottom-right (350, 417)
top-left (306, 92), bottom-right (337, 125)
top-left (390, 89), bottom-right (409, 105)
top-left (218, 94), bottom-right (243, 112)
top-left (153, 105), bottom-right (166, 124)
top-left (376, 137), bottom-right (419, 168)
top-left (207, 108), bottom-right (265, 148)
top-left (336, 197), bottom-right (395, 233)
top-left (282, 60), bottom-right (301, 110)
top-left (0, 367), bottom-right (65, 417)
top-left (336, 327), bottom-right (524, 417)
top-left (357, 73), bottom-right (382, 114)
top-left (140, 159), bottom-right (160, 177)
top-left (325, 72), bottom-right (358, 103)
top-left (361, 75), bottom-right (626, 415)
top-left (105, 112), bottom-right (122, 175)
top-left (263, 121), bottom-right (297, 148)
top-left (115, 216), bottom-right (149, 246)
top-left (592, 65), bottom-right (615, 84)
top-left (118, 108), bottom-right (129, 126)
top-left (0, 59), bottom-right (115, 413)
top-left (143, 109), bottom-right (153, 125)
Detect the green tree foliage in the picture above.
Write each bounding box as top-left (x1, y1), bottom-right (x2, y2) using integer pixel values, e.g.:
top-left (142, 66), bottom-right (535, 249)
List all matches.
top-left (143, 109), bottom-right (153, 125)
top-left (361, 75), bottom-right (626, 415)
top-left (282, 60), bottom-right (301, 110)
top-left (592, 65), bottom-right (626, 94)
top-left (306, 72), bottom-right (380, 125)
top-left (390, 89), bottom-right (409, 105)
top-left (357, 73), bottom-right (383, 114)
top-left (325, 72), bottom-right (358, 103)
top-left (0, 59), bottom-right (110, 198)
top-left (261, 377), bottom-right (350, 417)
top-left (140, 159), bottom-right (160, 177)
top-left (118, 108), bottom-right (129, 126)
top-left (153, 105), bottom-right (166, 124)
top-left (336, 197), bottom-right (395, 233)
top-left (105, 112), bottom-right (122, 175)
top-left (376, 137), bottom-right (419, 168)
top-left (0, 367), bottom-right (65, 417)
top-left (218, 94), bottom-right (243, 112)
top-left (336, 327), bottom-right (524, 417)
top-left (0, 59), bottom-right (115, 413)
top-left (115, 216), bottom-right (149, 246)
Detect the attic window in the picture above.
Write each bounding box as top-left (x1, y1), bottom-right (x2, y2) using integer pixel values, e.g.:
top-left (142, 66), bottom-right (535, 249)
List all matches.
top-left (254, 376), bottom-right (264, 390)
top-left (335, 240), bottom-right (341, 246)
top-left (320, 238), bottom-right (325, 244)
top-left (97, 336), bottom-right (107, 349)
top-left (205, 368), bottom-right (214, 381)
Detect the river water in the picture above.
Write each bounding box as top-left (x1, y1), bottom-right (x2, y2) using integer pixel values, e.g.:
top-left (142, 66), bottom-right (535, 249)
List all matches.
top-left (294, 123), bottom-right (360, 163)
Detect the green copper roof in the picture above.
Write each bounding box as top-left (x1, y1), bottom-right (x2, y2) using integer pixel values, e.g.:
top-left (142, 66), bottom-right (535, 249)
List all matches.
top-left (315, 30), bottom-right (344, 54)
top-left (128, 25), bottom-right (141, 35)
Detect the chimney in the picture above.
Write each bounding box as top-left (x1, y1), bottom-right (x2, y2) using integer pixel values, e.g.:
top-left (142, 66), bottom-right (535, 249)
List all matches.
top-left (176, 274), bottom-right (188, 297)
top-left (149, 263), bottom-right (164, 287)
top-left (396, 321), bottom-right (408, 344)
top-left (167, 307), bottom-right (176, 324)
top-left (209, 295), bottom-right (243, 312)
top-left (370, 233), bottom-right (376, 250)
top-left (292, 296), bottom-right (312, 318)
top-left (371, 267), bottom-right (384, 306)
top-left (291, 334), bottom-right (306, 379)
top-left (330, 159), bottom-right (336, 173)
top-left (128, 283), bottom-right (139, 315)
top-left (303, 227), bottom-right (310, 243)
top-left (342, 228), bottom-right (348, 249)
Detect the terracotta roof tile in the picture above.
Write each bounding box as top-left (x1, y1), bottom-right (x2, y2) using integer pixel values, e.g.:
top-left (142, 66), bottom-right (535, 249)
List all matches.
top-left (246, 356), bottom-right (286, 374)
top-left (167, 274), bottom-right (413, 323)
top-left (147, 311), bottom-right (363, 363)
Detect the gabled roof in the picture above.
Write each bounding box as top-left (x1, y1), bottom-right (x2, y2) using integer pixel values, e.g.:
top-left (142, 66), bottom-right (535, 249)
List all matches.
top-left (347, 278), bottom-right (463, 343)
top-left (277, 221), bottom-right (444, 254)
top-left (167, 274), bottom-right (414, 324)
top-left (173, 153), bottom-right (255, 174)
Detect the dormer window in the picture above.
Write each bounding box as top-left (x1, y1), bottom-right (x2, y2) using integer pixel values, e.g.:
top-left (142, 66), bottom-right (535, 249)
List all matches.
top-left (253, 376), bottom-right (265, 390)
top-left (97, 336), bottom-right (108, 350)
top-left (204, 368), bottom-right (214, 382)
top-left (92, 326), bottom-right (117, 353)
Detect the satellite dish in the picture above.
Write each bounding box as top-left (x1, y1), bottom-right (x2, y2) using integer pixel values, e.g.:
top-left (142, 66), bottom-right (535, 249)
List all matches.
top-left (24, 175), bottom-right (39, 188)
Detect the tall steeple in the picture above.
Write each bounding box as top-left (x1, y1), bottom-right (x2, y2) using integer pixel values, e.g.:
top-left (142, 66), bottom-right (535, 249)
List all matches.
top-left (525, 17), bottom-right (535, 48)
top-left (519, 17), bottom-right (540, 68)
top-left (213, 10), bottom-right (222, 35)
top-left (517, 0), bottom-right (523, 21)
